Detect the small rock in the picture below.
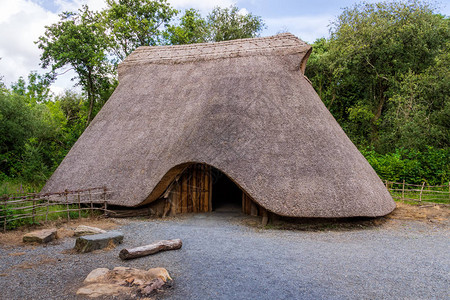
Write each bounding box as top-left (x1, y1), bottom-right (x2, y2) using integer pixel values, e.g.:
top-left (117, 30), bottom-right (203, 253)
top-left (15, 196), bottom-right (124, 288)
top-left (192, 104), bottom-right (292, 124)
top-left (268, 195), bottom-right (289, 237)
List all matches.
top-left (147, 267), bottom-right (172, 282)
top-left (141, 278), bottom-right (165, 295)
top-left (84, 268), bottom-right (110, 283)
top-left (76, 283), bottom-right (128, 298)
top-left (77, 266), bottom-right (172, 298)
top-left (74, 225), bottom-right (106, 237)
top-left (74, 231), bottom-right (124, 253)
top-left (23, 229), bottom-right (57, 244)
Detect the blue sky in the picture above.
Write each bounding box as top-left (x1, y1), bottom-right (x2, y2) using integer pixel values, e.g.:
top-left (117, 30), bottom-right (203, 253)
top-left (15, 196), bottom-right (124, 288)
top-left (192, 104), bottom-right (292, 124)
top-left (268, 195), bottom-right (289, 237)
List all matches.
top-left (1, 0), bottom-right (449, 93)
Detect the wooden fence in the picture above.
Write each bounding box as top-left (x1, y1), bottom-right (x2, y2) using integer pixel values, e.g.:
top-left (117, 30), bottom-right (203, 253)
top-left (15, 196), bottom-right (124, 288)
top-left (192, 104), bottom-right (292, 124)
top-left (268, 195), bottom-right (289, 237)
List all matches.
top-left (385, 181), bottom-right (450, 204)
top-left (1, 187), bottom-right (113, 232)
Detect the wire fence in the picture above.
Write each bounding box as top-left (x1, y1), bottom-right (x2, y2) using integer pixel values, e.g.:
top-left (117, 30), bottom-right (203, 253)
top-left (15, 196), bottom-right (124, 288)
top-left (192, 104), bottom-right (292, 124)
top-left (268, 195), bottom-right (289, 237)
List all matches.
top-left (385, 180), bottom-right (450, 205)
top-left (0, 187), bottom-right (114, 232)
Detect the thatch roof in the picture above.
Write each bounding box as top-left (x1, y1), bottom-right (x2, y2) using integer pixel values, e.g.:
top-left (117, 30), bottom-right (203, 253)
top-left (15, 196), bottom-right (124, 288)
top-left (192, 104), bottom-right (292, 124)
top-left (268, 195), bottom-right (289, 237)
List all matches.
top-left (42, 33), bottom-right (395, 218)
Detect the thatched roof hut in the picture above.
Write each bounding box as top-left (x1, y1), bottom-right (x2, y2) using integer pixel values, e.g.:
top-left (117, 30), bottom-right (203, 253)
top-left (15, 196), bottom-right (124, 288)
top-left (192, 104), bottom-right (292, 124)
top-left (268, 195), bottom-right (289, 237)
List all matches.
top-left (42, 33), bottom-right (395, 218)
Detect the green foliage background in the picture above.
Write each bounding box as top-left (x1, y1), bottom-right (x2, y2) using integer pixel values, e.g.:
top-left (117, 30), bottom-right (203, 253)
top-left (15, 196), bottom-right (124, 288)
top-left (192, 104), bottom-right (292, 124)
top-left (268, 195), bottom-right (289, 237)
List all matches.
top-left (0, 0), bottom-right (449, 194)
top-left (306, 0), bottom-right (449, 185)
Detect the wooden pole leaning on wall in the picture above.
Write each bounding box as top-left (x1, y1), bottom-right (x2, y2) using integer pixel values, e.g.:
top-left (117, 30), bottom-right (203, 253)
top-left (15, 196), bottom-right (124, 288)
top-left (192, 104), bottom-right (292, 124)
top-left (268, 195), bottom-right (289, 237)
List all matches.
top-left (419, 182), bottom-right (425, 204)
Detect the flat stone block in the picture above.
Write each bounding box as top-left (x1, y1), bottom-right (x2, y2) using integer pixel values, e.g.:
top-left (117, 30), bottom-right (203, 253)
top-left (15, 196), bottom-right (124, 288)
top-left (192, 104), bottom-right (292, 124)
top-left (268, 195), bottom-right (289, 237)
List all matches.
top-left (74, 225), bottom-right (107, 237)
top-left (75, 231), bottom-right (124, 253)
top-left (23, 229), bottom-right (57, 244)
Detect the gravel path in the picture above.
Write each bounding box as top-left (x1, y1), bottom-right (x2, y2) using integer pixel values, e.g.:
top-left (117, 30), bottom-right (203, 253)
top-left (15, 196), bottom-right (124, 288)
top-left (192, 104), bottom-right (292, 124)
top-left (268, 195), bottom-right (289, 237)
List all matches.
top-left (0, 211), bottom-right (449, 300)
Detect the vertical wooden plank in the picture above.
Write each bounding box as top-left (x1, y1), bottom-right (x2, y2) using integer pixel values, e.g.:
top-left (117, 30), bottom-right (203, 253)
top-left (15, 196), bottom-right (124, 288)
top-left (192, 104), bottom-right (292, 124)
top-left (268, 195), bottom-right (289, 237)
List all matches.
top-left (187, 167), bottom-right (192, 212)
top-left (182, 173), bottom-right (187, 213)
top-left (192, 165), bottom-right (197, 213)
top-left (202, 164), bottom-right (207, 212)
top-left (208, 165), bottom-right (212, 212)
top-left (177, 177), bottom-right (181, 214)
top-left (197, 164), bottom-right (204, 212)
top-left (261, 207), bottom-right (268, 226)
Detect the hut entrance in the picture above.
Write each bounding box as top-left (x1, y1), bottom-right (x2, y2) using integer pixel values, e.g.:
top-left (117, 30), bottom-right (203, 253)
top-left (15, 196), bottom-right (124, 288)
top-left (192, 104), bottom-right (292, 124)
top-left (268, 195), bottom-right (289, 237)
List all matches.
top-left (211, 168), bottom-right (242, 211)
top-left (162, 163), bottom-right (263, 216)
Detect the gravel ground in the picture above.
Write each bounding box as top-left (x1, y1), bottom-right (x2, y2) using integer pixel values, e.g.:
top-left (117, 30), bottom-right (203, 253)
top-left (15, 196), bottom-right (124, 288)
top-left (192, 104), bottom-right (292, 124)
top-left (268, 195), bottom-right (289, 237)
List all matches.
top-left (0, 210), bottom-right (449, 300)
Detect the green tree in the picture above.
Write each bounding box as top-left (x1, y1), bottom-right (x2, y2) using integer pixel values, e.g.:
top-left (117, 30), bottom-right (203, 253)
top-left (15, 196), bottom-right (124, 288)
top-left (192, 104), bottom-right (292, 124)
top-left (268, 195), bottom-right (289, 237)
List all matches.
top-left (306, 0), bottom-right (450, 150)
top-left (165, 9), bottom-right (208, 45)
top-left (381, 41), bottom-right (450, 150)
top-left (207, 5), bottom-right (265, 42)
top-left (37, 5), bottom-right (114, 125)
top-left (10, 71), bottom-right (52, 103)
top-left (165, 6), bottom-right (265, 45)
top-left (102, 0), bottom-right (178, 61)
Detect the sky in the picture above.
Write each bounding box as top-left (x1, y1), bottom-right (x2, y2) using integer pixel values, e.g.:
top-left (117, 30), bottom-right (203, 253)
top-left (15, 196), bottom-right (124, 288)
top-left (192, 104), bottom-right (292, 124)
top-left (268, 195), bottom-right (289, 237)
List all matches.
top-left (0, 0), bottom-right (449, 94)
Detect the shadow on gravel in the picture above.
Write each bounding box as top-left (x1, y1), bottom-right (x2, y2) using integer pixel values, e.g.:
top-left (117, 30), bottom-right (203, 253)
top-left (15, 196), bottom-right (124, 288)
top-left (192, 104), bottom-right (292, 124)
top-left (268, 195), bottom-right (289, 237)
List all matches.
top-left (243, 215), bottom-right (387, 232)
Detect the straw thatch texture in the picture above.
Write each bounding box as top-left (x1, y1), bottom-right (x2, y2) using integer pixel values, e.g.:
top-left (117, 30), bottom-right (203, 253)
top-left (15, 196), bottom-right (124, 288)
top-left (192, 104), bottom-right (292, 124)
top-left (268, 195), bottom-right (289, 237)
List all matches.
top-left (42, 33), bottom-right (395, 217)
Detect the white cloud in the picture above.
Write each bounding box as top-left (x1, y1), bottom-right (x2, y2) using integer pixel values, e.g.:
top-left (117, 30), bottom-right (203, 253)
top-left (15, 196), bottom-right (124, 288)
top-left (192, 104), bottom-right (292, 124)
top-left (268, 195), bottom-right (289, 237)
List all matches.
top-left (0, 0), bottom-right (108, 94)
top-left (264, 15), bottom-right (333, 43)
top-left (238, 7), bottom-right (249, 16)
top-left (169, 0), bottom-right (235, 13)
top-left (54, 0), bottom-right (107, 12)
top-left (0, 0), bottom-right (59, 87)
top-left (3, 0), bottom-right (327, 94)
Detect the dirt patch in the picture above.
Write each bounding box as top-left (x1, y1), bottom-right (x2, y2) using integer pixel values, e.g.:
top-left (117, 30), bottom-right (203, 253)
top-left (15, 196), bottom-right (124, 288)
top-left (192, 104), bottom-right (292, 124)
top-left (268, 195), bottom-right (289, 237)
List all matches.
top-left (387, 202), bottom-right (449, 222)
top-left (0, 255), bottom-right (59, 277)
top-left (0, 217), bottom-right (122, 247)
top-left (8, 252), bottom-right (26, 256)
top-left (245, 202), bottom-right (449, 231)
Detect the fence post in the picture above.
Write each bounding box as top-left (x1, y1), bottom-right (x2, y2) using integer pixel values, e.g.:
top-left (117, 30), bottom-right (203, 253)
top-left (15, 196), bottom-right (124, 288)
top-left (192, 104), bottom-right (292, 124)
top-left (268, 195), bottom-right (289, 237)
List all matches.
top-left (78, 192), bottom-right (81, 219)
top-left (89, 189), bottom-right (93, 217)
top-left (419, 182), bottom-right (425, 204)
top-left (45, 196), bottom-right (49, 222)
top-left (402, 180), bottom-right (405, 201)
top-left (3, 196), bottom-right (7, 233)
top-left (103, 187), bottom-right (107, 217)
top-left (32, 196), bottom-right (36, 224)
top-left (65, 190), bottom-right (70, 221)
top-left (448, 182), bottom-right (450, 203)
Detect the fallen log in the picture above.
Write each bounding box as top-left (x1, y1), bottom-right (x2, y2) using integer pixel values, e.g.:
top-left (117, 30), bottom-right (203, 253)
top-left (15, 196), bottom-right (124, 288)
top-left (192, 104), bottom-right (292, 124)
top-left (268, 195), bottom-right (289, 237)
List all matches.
top-left (119, 239), bottom-right (182, 260)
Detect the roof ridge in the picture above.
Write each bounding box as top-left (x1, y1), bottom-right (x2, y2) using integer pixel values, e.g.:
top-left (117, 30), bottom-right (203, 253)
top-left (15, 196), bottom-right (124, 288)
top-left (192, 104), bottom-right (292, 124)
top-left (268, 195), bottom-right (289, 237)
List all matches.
top-left (118, 33), bottom-right (311, 74)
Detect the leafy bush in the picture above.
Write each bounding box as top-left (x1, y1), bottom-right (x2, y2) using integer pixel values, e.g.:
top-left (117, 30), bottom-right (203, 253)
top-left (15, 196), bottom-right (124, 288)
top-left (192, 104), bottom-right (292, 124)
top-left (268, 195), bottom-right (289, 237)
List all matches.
top-left (361, 146), bottom-right (450, 185)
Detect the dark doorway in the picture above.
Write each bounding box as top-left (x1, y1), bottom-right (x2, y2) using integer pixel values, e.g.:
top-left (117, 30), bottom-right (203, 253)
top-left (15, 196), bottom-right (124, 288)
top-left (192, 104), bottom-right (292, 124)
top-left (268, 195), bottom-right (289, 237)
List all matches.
top-left (211, 168), bottom-right (242, 211)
